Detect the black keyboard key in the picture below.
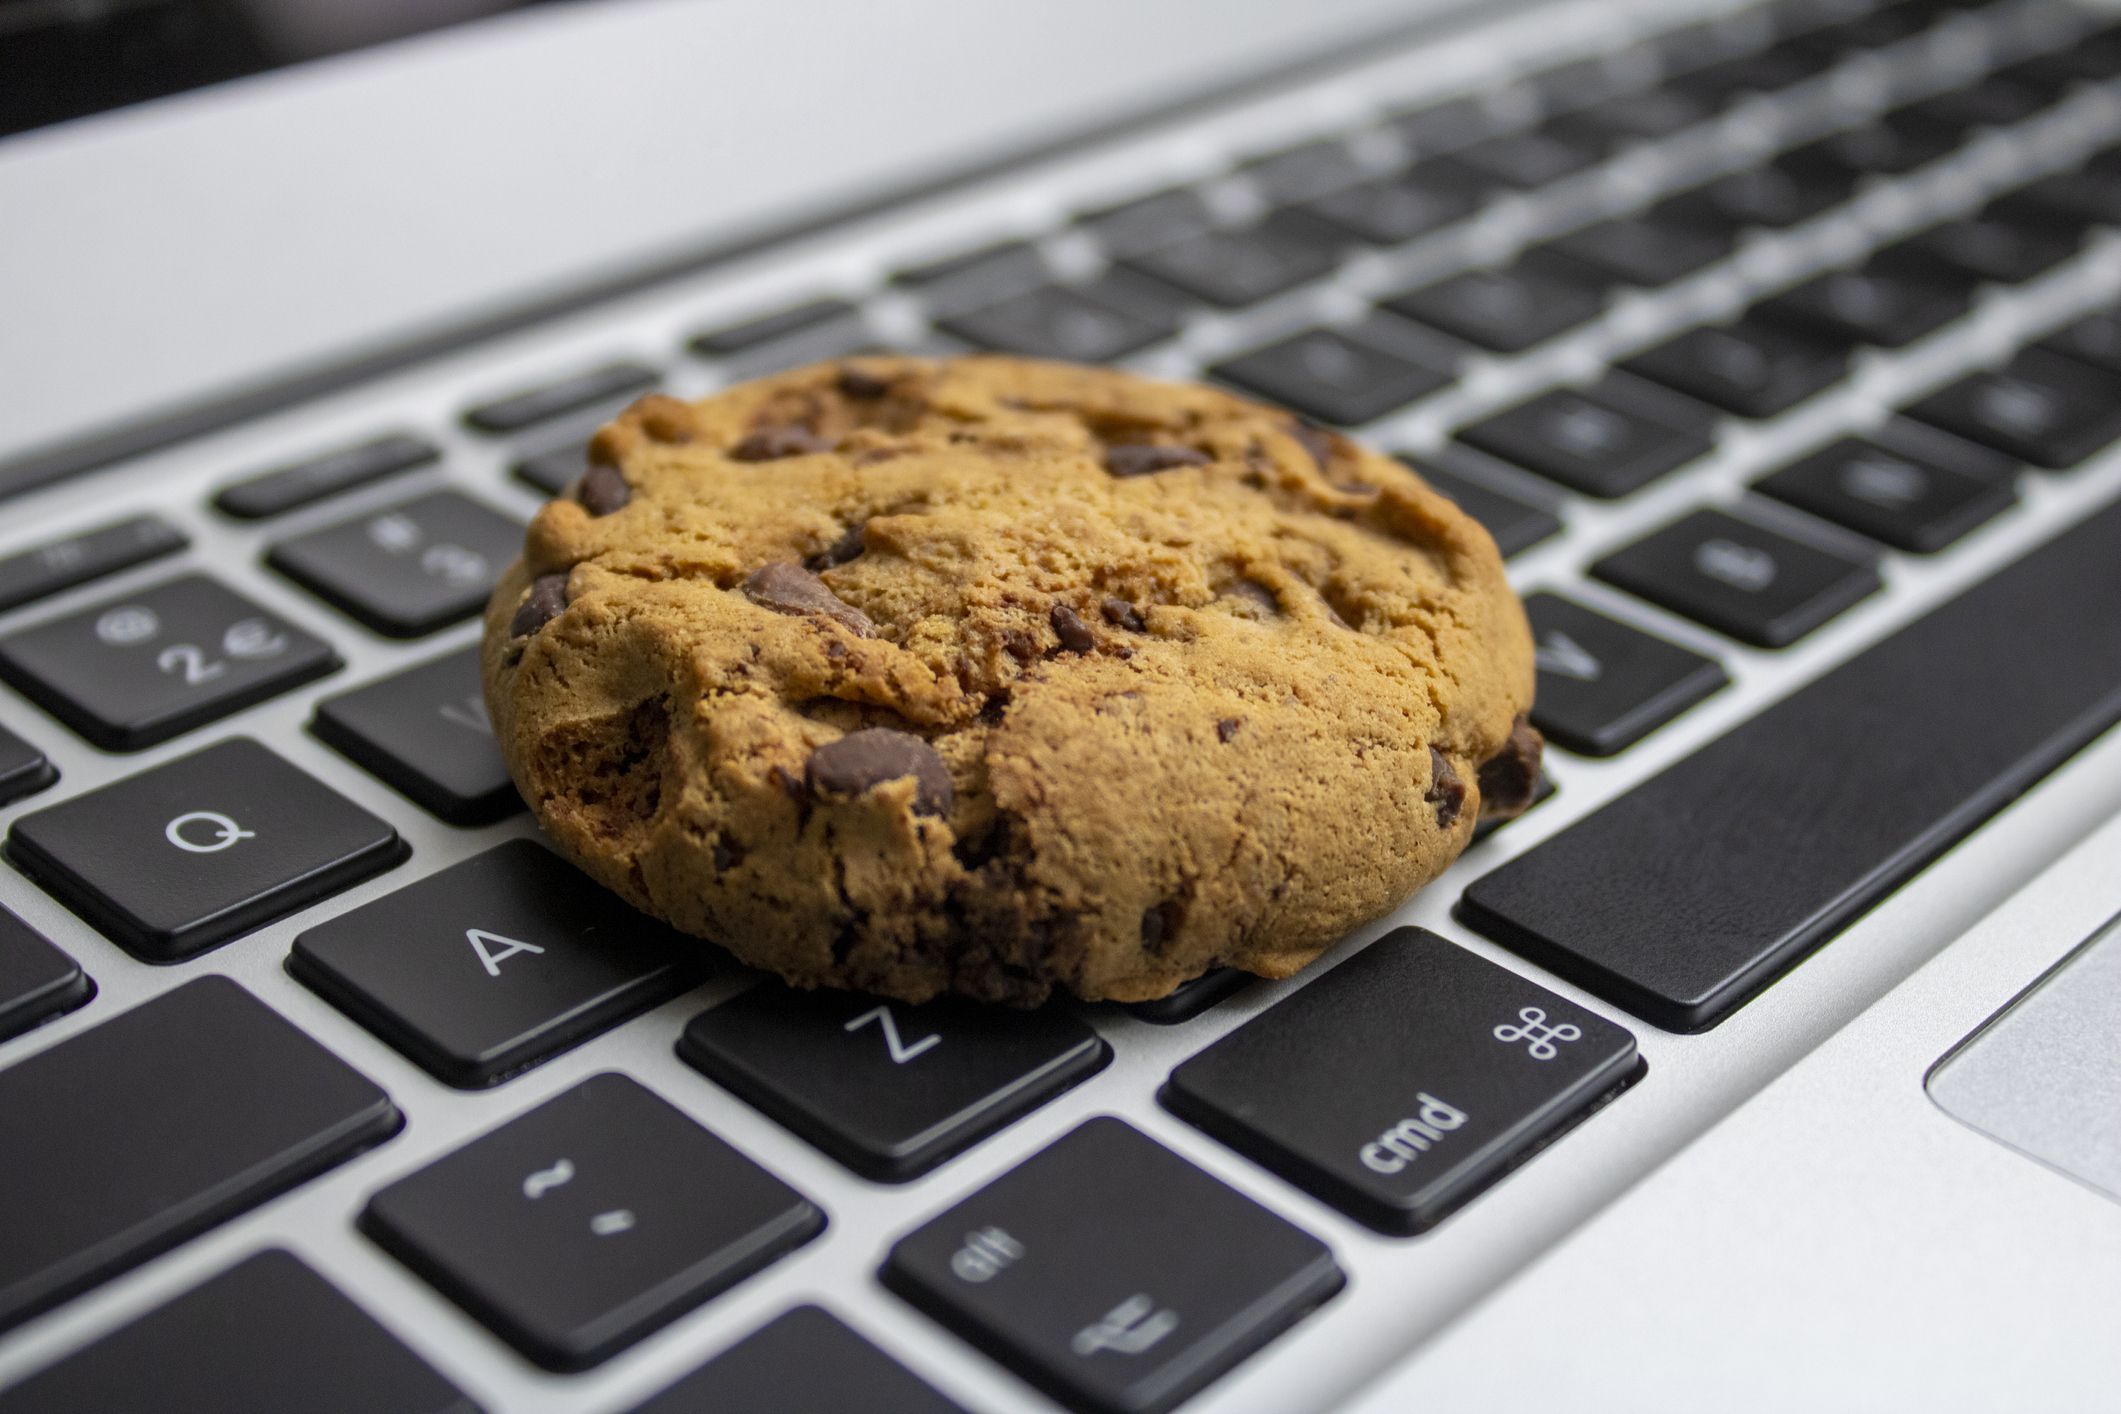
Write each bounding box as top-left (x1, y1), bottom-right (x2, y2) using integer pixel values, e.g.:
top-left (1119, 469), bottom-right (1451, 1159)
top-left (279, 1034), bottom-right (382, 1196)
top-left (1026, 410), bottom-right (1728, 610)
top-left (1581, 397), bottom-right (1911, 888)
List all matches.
top-left (0, 516), bottom-right (187, 615)
top-left (1121, 210), bottom-right (1347, 308)
top-left (882, 1117), bottom-right (1343, 1414)
top-left (8, 738), bottom-right (404, 961)
top-left (1689, 158), bottom-right (1857, 229)
top-left (362, 1072), bottom-right (822, 1371)
top-left (938, 278), bottom-right (1182, 363)
top-left (1565, 87), bottom-right (1711, 145)
top-left (679, 986), bottom-right (1108, 1181)
top-left (1991, 169), bottom-right (2121, 229)
top-left (1457, 380), bottom-right (1714, 498)
top-left (213, 434), bottom-right (439, 519)
top-left (0, 906), bottom-right (89, 1044)
top-left (1668, 42), bottom-right (1832, 101)
top-left (1784, 114), bottom-right (1959, 178)
top-left (0, 721), bottom-right (54, 807)
top-left (1903, 348), bottom-right (2121, 468)
top-left (1300, 167), bottom-right (1483, 245)
top-left (1465, 494), bottom-right (2121, 1031)
top-left (1871, 212), bottom-right (2083, 288)
top-left (1382, 259), bottom-right (1607, 353)
top-left (1623, 319), bottom-right (1848, 418)
top-left (1121, 967), bottom-right (1256, 1025)
top-left (1165, 928), bottom-right (1638, 1235)
top-left (0, 1250), bottom-right (476, 1414)
top-left (291, 839), bottom-right (703, 1087)
top-left (1208, 327), bottom-right (1450, 426)
top-left (0, 977), bottom-right (400, 1332)
top-left (267, 490), bottom-right (524, 638)
top-left (2040, 305), bottom-right (2121, 377)
top-left (1240, 140), bottom-right (1367, 202)
top-left (1389, 96), bottom-right (1501, 156)
top-left (629, 1306), bottom-right (965, 1414)
top-left (1401, 460), bottom-right (1562, 557)
top-left (1897, 74), bottom-right (2051, 139)
top-left (1754, 431), bottom-right (2017, 552)
top-left (514, 438), bottom-right (590, 497)
top-left (0, 575), bottom-right (337, 751)
top-left (1752, 266), bottom-right (1969, 348)
top-left (312, 649), bottom-right (521, 824)
top-left (1523, 592), bottom-right (1729, 755)
top-left (690, 297), bottom-right (861, 358)
top-left (893, 240), bottom-right (1049, 310)
top-left (1592, 507), bottom-right (1879, 647)
top-left (1440, 124), bottom-right (1602, 188)
top-left (1077, 188), bottom-right (1215, 258)
top-left (463, 361), bottom-right (659, 435)
top-left (1540, 211), bottom-right (1732, 287)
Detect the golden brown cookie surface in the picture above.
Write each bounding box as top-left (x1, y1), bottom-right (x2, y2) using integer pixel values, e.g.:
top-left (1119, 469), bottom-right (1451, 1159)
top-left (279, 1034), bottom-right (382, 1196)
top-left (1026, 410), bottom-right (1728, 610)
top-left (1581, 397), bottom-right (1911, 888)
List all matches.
top-left (483, 356), bottom-right (1537, 1004)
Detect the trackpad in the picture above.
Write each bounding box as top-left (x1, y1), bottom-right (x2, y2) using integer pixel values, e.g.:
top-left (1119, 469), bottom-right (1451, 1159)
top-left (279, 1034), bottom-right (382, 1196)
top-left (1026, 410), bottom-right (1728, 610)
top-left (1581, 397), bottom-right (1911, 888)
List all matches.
top-left (1928, 913), bottom-right (2121, 1205)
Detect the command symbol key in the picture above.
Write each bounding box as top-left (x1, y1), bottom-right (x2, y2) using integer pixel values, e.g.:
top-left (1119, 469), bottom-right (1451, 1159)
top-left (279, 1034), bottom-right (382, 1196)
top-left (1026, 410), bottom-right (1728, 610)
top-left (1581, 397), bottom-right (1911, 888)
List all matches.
top-left (1163, 928), bottom-right (1640, 1235)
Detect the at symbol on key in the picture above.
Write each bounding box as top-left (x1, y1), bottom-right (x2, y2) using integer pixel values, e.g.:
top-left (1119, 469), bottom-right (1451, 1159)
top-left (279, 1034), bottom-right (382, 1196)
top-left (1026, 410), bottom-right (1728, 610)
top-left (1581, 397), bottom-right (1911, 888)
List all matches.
top-left (1493, 1006), bottom-right (1582, 1060)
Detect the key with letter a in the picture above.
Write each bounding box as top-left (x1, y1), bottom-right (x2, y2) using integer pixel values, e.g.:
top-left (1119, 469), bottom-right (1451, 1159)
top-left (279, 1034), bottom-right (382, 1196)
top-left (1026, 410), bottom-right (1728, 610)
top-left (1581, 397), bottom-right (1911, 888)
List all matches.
top-left (290, 840), bottom-right (709, 1087)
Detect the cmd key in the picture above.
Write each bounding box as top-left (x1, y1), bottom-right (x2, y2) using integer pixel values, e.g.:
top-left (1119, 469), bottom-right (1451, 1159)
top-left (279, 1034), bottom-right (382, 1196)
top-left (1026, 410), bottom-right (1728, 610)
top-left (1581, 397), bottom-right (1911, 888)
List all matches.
top-left (290, 839), bottom-right (706, 1087)
top-left (1463, 495), bottom-right (2121, 1031)
top-left (628, 1305), bottom-right (966, 1414)
top-left (1163, 928), bottom-right (1639, 1235)
top-left (362, 1072), bottom-right (823, 1370)
top-left (678, 985), bottom-right (1109, 1181)
top-left (0, 575), bottom-right (338, 751)
top-left (8, 737), bottom-right (406, 962)
top-left (0, 977), bottom-right (401, 1333)
top-left (0, 1249), bottom-right (476, 1414)
top-left (883, 1116), bottom-right (1343, 1414)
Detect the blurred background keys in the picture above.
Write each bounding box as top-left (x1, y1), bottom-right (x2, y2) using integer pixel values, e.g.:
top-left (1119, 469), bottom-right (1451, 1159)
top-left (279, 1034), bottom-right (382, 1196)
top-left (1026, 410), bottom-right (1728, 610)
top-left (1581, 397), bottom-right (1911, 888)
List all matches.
top-left (1458, 382), bottom-right (1713, 498)
top-left (1591, 508), bottom-right (1880, 648)
top-left (7, 738), bottom-right (404, 962)
top-left (1754, 434), bottom-right (2018, 553)
top-left (1163, 928), bottom-right (1638, 1235)
top-left (1904, 350), bottom-right (2121, 468)
top-left (462, 360), bottom-right (658, 435)
top-left (362, 1073), bottom-right (823, 1371)
top-left (1209, 328), bottom-right (1449, 426)
top-left (882, 1117), bottom-right (1343, 1414)
top-left (0, 1250), bottom-right (476, 1414)
top-left (0, 516), bottom-right (186, 615)
top-left (213, 434), bottom-right (438, 520)
top-left (678, 986), bottom-right (1109, 1181)
top-left (0, 977), bottom-right (401, 1334)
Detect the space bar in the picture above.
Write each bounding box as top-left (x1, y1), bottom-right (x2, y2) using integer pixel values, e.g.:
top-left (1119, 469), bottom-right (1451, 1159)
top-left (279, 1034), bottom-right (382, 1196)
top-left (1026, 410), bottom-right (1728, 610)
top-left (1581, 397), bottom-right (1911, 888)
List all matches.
top-left (1461, 495), bottom-right (2121, 1033)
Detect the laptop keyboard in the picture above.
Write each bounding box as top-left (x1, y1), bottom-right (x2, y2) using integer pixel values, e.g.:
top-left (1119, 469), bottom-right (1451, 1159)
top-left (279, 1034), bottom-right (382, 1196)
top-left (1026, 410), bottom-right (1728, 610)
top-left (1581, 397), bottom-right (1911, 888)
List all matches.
top-left (5, 0), bottom-right (2121, 1409)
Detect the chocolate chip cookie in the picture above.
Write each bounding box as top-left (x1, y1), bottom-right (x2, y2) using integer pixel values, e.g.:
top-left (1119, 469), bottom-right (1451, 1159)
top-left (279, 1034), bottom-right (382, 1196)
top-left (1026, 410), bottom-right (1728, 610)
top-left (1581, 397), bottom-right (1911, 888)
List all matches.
top-left (483, 356), bottom-right (1538, 1005)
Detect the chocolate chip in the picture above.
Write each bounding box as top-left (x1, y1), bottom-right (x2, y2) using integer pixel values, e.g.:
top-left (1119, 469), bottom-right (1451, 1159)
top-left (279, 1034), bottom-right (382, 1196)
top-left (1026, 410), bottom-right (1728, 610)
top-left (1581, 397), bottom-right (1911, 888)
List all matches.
top-left (1050, 603), bottom-right (1096, 654)
top-left (712, 837), bottom-right (745, 871)
top-left (731, 426), bottom-right (833, 461)
top-left (806, 728), bottom-right (953, 816)
top-left (1104, 443), bottom-right (1211, 478)
top-left (1002, 629), bottom-right (1040, 663)
top-left (819, 521), bottom-right (867, 568)
top-left (1289, 419), bottom-right (1338, 471)
top-left (1100, 597), bottom-right (1147, 632)
top-left (1217, 717), bottom-right (1242, 743)
top-left (578, 463), bottom-right (631, 516)
top-left (1426, 746), bottom-right (1467, 829)
top-left (1225, 580), bottom-right (1280, 616)
top-left (744, 562), bottom-right (876, 637)
top-left (508, 572), bottom-right (570, 637)
top-left (837, 367), bottom-right (891, 399)
top-left (769, 764), bottom-right (808, 803)
top-left (1141, 899), bottom-right (1185, 950)
top-left (1477, 716), bottom-right (1544, 819)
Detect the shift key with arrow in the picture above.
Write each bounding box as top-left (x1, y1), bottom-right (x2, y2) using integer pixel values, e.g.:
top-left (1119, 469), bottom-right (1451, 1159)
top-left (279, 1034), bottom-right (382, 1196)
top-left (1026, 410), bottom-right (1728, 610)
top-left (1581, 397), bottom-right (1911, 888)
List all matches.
top-left (1525, 593), bottom-right (1729, 757)
top-left (289, 840), bottom-right (714, 1087)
